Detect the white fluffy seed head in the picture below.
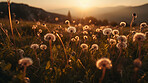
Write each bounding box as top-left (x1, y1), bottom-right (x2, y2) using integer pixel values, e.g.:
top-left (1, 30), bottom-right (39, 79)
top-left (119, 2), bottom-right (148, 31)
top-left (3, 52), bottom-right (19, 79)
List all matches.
top-left (30, 44), bottom-right (39, 50)
top-left (18, 57), bottom-right (33, 67)
top-left (116, 42), bottom-right (127, 49)
top-left (44, 33), bottom-right (56, 41)
top-left (83, 31), bottom-right (88, 35)
top-left (40, 44), bottom-right (47, 50)
top-left (117, 35), bottom-right (127, 43)
top-left (133, 33), bottom-right (146, 42)
top-left (140, 22), bottom-right (147, 28)
top-left (103, 28), bottom-right (112, 35)
top-left (67, 26), bottom-right (76, 33)
top-left (109, 39), bottom-right (117, 45)
top-left (120, 22), bottom-right (126, 27)
top-left (96, 58), bottom-right (112, 69)
top-left (80, 43), bottom-right (88, 50)
top-left (112, 30), bottom-right (119, 35)
top-left (133, 58), bottom-right (142, 68)
top-left (83, 25), bottom-right (89, 31)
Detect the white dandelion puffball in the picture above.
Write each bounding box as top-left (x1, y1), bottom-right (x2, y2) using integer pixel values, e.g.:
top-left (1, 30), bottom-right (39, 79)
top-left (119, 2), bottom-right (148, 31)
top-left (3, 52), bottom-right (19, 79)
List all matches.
top-left (103, 28), bottom-right (112, 35)
top-left (83, 35), bottom-right (88, 40)
top-left (83, 25), bottom-right (89, 31)
top-left (145, 32), bottom-right (148, 37)
top-left (133, 33), bottom-right (146, 42)
top-left (40, 44), bottom-right (47, 50)
top-left (112, 30), bottom-right (119, 35)
top-left (116, 42), bottom-right (127, 49)
top-left (91, 44), bottom-right (99, 50)
top-left (109, 39), bottom-right (117, 45)
top-left (44, 33), bottom-right (56, 41)
top-left (83, 31), bottom-right (88, 35)
top-left (80, 43), bottom-right (88, 50)
top-left (30, 44), bottom-right (39, 50)
top-left (140, 22), bottom-right (147, 28)
top-left (75, 36), bottom-right (79, 41)
top-left (71, 38), bottom-right (76, 42)
top-left (18, 57), bottom-right (33, 67)
top-left (96, 58), bottom-right (112, 69)
top-left (17, 49), bottom-right (24, 56)
top-left (67, 26), bottom-right (76, 33)
top-left (120, 22), bottom-right (126, 27)
top-left (15, 20), bottom-right (19, 24)
top-left (117, 35), bottom-right (127, 43)
top-left (65, 20), bottom-right (70, 24)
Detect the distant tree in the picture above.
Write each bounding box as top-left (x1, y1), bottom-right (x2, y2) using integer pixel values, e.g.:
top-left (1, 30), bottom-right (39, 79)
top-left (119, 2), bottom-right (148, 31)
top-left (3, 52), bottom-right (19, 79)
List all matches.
top-left (67, 10), bottom-right (72, 22)
top-left (110, 21), bottom-right (118, 26)
top-left (102, 19), bottom-right (109, 26)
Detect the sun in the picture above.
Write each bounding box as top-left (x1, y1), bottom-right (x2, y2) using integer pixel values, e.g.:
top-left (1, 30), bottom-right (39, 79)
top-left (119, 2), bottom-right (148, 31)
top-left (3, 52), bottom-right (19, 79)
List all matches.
top-left (77, 0), bottom-right (91, 10)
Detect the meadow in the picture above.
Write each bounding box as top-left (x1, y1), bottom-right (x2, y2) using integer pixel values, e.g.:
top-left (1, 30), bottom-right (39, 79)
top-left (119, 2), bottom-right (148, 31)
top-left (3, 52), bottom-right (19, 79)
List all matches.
top-left (0, 13), bottom-right (148, 83)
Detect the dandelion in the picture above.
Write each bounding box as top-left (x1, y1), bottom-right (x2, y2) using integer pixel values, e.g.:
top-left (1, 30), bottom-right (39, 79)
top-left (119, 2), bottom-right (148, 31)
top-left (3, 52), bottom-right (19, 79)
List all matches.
top-left (39, 29), bottom-right (42, 33)
top-left (140, 22), bottom-right (147, 32)
top-left (112, 30), bottom-right (119, 35)
top-left (83, 35), bottom-right (88, 41)
top-left (96, 28), bottom-right (102, 33)
top-left (83, 31), bottom-right (88, 35)
top-left (83, 25), bottom-right (89, 31)
top-left (145, 32), bottom-right (148, 37)
top-left (75, 36), bottom-right (79, 41)
top-left (78, 23), bottom-right (82, 27)
top-left (117, 35), bottom-right (127, 43)
top-left (113, 34), bottom-right (119, 39)
top-left (90, 44), bottom-right (98, 51)
top-left (17, 49), bottom-right (24, 58)
top-left (15, 20), bottom-right (19, 24)
top-left (40, 44), bottom-right (47, 50)
top-left (65, 20), bottom-right (70, 26)
top-left (120, 22), bottom-right (126, 27)
top-left (96, 58), bottom-right (112, 83)
top-left (103, 28), bottom-right (112, 35)
top-left (133, 58), bottom-right (142, 68)
top-left (32, 25), bottom-right (37, 30)
top-left (24, 77), bottom-right (30, 83)
top-left (36, 21), bottom-right (40, 25)
top-left (30, 44), bottom-right (39, 50)
top-left (18, 57), bottom-right (33, 80)
top-left (80, 43), bottom-right (88, 51)
top-left (71, 38), bottom-right (76, 42)
top-left (130, 13), bottom-right (137, 30)
top-left (67, 26), bottom-right (76, 33)
top-left (44, 33), bottom-right (56, 42)
top-left (133, 33), bottom-right (146, 58)
top-left (93, 36), bottom-right (97, 40)
top-left (109, 39), bottom-right (116, 45)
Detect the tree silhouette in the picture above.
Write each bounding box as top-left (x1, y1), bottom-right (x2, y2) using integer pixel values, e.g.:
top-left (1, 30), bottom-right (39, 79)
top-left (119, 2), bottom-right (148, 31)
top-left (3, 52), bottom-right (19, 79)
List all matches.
top-left (67, 10), bottom-right (72, 22)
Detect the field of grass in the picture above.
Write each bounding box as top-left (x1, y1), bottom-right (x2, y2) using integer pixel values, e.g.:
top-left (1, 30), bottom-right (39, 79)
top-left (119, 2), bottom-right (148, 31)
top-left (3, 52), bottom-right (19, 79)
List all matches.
top-left (0, 19), bottom-right (148, 83)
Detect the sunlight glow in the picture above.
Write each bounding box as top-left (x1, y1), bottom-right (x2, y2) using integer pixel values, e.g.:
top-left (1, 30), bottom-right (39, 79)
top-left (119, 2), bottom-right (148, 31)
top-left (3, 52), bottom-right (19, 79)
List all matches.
top-left (77, 0), bottom-right (91, 10)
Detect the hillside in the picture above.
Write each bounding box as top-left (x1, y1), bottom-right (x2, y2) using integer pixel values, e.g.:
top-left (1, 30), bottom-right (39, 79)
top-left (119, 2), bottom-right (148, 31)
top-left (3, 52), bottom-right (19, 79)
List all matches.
top-left (0, 2), bottom-right (68, 23)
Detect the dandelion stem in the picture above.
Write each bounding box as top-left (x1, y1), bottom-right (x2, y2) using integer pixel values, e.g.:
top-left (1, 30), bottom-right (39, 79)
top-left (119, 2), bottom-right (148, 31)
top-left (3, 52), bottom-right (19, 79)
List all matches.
top-left (115, 48), bottom-right (122, 64)
top-left (99, 67), bottom-right (106, 83)
top-left (7, 1), bottom-right (15, 46)
top-left (138, 42), bottom-right (141, 59)
top-left (78, 49), bottom-right (83, 59)
top-left (56, 33), bottom-right (68, 65)
top-left (23, 66), bottom-right (27, 81)
top-left (49, 40), bottom-right (54, 66)
top-left (130, 16), bottom-right (134, 31)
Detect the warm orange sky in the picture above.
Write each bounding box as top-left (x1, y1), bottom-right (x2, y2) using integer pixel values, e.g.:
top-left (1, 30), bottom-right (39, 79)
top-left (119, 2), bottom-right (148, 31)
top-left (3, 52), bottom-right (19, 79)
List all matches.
top-left (1, 0), bottom-right (148, 10)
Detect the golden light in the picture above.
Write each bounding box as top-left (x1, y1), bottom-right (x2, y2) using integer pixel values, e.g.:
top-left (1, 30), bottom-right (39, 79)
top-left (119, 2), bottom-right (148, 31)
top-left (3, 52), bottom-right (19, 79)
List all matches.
top-left (77, 0), bottom-right (91, 10)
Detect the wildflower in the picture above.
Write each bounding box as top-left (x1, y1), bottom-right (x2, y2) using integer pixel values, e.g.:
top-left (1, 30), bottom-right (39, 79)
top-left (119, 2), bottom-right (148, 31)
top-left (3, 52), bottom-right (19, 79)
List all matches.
top-left (117, 35), bottom-right (127, 43)
top-left (103, 28), bottom-right (112, 35)
top-left (18, 57), bottom-right (33, 67)
top-left (90, 44), bottom-right (98, 51)
top-left (80, 43), bottom-right (88, 50)
top-left (44, 33), bottom-right (56, 41)
top-left (83, 35), bottom-right (88, 40)
top-left (71, 38), bottom-right (76, 42)
top-left (32, 25), bottom-right (37, 29)
top-left (96, 58), bottom-right (112, 69)
top-left (15, 20), bottom-right (19, 24)
top-left (133, 58), bottom-right (142, 68)
top-left (75, 36), bottom-right (79, 41)
top-left (116, 42), bottom-right (127, 49)
top-left (67, 26), bottom-right (76, 33)
top-left (40, 44), bottom-right (47, 50)
top-left (39, 29), bottom-right (42, 33)
top-left (109, 39), bottom-right (116, 45)
top-left (17, 49), bottom-right (24, 56)
top-left (133, 33), bottom-right (146, 42)
top-left (30, 44), bottom-right (39, 50)
top-left (96, 28), bottom-right (102, 33)
top-left (83, 31), bottom-right (88, 34)
top-left (140, 22), bottom-right (147, 28)
top-left (83, 25), bottom-right (89, 30)
top-left (120, 22), bottom-right (126, 27)
top-left (112, 30), bottom-right (119, 35)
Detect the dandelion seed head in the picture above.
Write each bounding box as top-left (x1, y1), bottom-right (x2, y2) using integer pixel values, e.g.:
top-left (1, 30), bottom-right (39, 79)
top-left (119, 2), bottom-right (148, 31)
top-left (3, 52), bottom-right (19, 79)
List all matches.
top-left (65, 20), bottom-right (70, 24)
top-left (140, 22), bottom-right (147, 28)
top-left (117, 35), bottom-right (127, 43)
top-left (109, 39), bottom-right (117, 45)
top-left (39, 29), bottom-right (42, 33)
top-left (103, 28), bottom-right (112, 35)
top-left (145, 32), bottom-right (148, 37)
top-left (15, 20), bottom-right (19, 24)
top-left (83, 35), bottom-right (88, 40)
top-left (67, 26), bottom-right (76, 33)
top-left (32, 25), bottom-right (37, 29)
top-left (116, 42), bottom-right (127, 49)
top-left (44, 33), bottom-right (56, 41)
top-left (71, 38), bottom-right (76, 42)
top-left (18, 57), bottom-right (33, 67)
top-left (17, 49), bottom-right (24, 56)
top-left (112, 30), bottom-right (119, 35)
top-left (96, 58), bottom-right (112, 69)
top-left (91, 44), bottom-right (98, 50)
top-left (75, 36), bottom-right (79, 41)
top-left (36, 21), bottom-right (40, 25)
top-left (96, 28), bottom-right (102, 33)
top-left (83, 31), bottom-right (88, 35)
top-left (133, 33), bottom-right (146, 42)
top-left (83, 25), bottom-right (89, 31)
top-left (40, 44), bottom-right (47, 50)
top-left (120, 22), bottom-right (126, 27)
top-left (132, 13), bottom-right (137, 18)
top-left (80, 43), bottom-right (88, 50)
top-left (30, 44), bottom-right (39, 50)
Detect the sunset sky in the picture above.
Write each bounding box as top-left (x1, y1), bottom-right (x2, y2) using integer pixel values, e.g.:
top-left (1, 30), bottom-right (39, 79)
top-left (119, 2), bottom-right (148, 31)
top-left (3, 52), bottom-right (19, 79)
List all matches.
top-left (1, 0), bottom-right (148, 10)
